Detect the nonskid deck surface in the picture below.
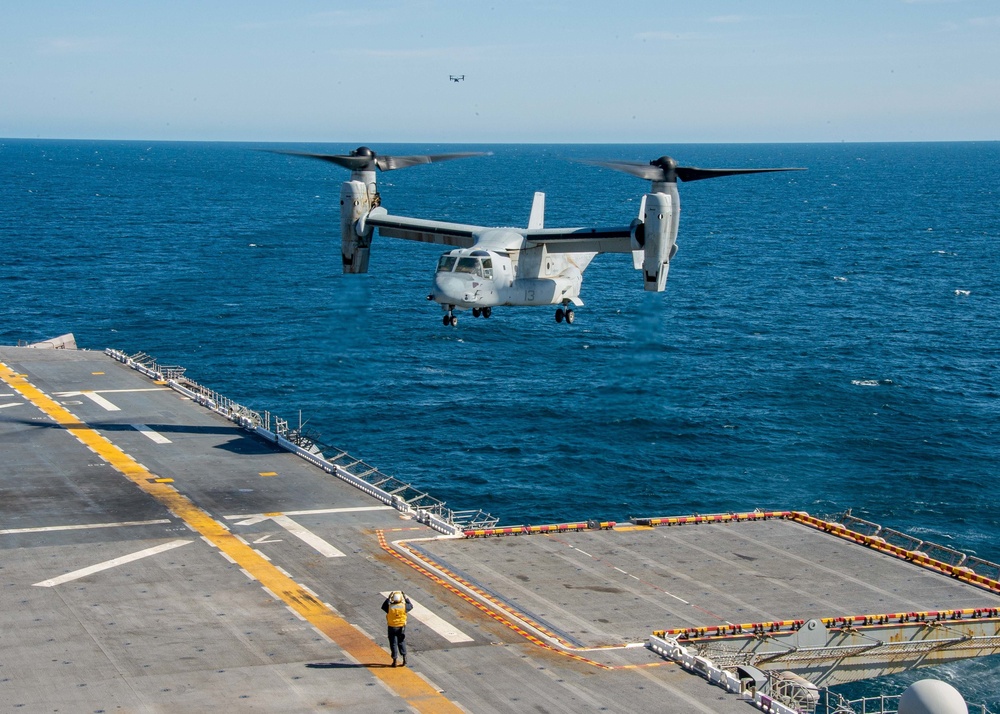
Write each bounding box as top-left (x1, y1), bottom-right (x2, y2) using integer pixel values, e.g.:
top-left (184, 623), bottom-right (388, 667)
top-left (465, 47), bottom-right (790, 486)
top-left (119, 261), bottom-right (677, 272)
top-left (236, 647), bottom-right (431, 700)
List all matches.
top-left (409, 520), bottom-right (1000, 650)
top-left (2, 346), bottom-right (998, 712)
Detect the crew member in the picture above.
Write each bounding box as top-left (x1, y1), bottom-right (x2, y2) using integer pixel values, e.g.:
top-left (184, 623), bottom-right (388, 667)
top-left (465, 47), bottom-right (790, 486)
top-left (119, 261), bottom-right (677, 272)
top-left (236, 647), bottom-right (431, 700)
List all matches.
top-left (381, 591), bottom-right (413, 667)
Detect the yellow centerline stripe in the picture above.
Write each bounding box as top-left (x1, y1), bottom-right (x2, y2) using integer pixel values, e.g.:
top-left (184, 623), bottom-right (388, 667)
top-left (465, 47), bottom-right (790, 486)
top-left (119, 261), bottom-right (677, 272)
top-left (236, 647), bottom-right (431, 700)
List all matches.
top-left (0, 362), bottom-right (462, 714)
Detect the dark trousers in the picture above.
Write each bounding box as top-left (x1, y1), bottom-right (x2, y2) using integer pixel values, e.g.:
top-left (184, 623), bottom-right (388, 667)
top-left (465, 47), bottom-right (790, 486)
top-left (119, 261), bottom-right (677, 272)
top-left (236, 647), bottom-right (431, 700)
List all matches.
top-left (387, 626), bottom-right (407, 659)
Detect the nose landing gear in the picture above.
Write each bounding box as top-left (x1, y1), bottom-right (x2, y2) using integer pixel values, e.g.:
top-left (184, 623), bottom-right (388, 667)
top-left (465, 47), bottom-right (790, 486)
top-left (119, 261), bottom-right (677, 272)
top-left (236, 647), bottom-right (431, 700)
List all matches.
top-left (442, 305), bottom-right (492, 326)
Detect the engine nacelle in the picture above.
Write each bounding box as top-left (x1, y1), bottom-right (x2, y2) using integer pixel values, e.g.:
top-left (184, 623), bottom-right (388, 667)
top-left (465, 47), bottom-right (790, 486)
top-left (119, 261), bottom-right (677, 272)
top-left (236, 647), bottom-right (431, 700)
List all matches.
top-left (640, 190), bottom-right (679, 292)
top-left (339, 179), bottom-right (375, 273)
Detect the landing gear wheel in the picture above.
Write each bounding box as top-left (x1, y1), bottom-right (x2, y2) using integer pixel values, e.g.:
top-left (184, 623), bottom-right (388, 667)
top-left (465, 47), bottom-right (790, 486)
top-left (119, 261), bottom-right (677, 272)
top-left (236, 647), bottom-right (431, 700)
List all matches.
top-left (442, 314), bottom-right (451, 326)
top-left (555, 308), bottom-right (564, 323)
top-left (472, 307), bottom-right (482, 318)
top-left (449, 315), bottom-right (458, 327)
top-left (565, 309), bottom-right (575, 325)
top-left (482, 307), bottom-right (492, 318)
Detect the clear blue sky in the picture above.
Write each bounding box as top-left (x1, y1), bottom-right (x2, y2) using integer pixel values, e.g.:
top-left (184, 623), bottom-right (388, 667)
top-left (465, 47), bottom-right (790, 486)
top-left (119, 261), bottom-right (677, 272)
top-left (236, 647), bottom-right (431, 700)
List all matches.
top-left (2, 0), bottom-right (998, 143)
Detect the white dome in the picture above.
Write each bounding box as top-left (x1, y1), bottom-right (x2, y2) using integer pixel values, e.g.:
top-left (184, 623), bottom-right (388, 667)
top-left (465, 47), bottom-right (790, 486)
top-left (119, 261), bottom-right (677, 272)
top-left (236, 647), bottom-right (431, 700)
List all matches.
top-left (898, 679), bottom-right (968, 714)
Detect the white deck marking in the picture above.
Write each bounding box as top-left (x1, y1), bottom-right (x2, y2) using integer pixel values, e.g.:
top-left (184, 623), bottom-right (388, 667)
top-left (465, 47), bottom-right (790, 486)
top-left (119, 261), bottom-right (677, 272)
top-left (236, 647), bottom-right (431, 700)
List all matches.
top-left (283, 506), bottom-right (395, 516)
top-left (224, 505), bottom-right (394, 520)
top-left (32, 539), bottom-right (192, 587)
top-left (0, 519), bottom-right (171, 535)
top-left (253, 534), bottom-right (283, 544)
top-left (86, 388), bottom-right (170, 394)
top-left (270, 515), bottom-right (345, 558)
top-left (380, 591), bottom-right (474, 643)
top-left (0, 402), bottom-right (23, 409)
top-left (80, 391), bottom-right (120, 411)
top-left (130, 423), bottom-right (172, 444)
top-left (52, 388), bottom-right (170, 412)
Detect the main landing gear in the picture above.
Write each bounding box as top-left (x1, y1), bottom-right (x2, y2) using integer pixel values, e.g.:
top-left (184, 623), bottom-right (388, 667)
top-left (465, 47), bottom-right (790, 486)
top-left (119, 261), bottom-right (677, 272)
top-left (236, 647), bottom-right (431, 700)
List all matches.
top-left (555, 307), bottom-right (575, 324)
top-left (471, 307), bottom-right (492, 319)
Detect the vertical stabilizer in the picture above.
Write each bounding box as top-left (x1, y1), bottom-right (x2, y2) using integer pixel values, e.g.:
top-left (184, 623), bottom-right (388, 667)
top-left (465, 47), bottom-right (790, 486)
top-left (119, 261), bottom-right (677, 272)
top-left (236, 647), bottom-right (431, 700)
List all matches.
top-left (528, 192), bottom-right (545, 229)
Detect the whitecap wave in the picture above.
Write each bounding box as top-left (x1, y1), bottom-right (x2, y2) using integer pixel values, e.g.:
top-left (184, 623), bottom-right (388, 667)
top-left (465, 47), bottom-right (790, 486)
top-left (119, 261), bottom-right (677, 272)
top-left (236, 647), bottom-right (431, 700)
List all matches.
top-left (852, 378), bottom-right (894, 387)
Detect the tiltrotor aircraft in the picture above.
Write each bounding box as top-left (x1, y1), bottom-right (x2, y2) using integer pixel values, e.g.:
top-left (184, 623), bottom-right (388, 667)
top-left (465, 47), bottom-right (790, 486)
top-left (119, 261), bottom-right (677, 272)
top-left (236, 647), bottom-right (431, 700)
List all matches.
top-left (279, 146), bottom-right (803, 326)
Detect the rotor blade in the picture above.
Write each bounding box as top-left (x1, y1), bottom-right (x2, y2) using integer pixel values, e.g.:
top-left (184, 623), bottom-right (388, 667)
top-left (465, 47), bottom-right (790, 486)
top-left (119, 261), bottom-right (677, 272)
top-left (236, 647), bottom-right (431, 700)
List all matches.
top-left (675, 166), bottom-right (806, 182)
top-left (577, 159), bottom-right (666, 181)
top-left (267, 150), bottom-right (373, 170)
top-left (376, 152), bottom-right (488, 171)
top-left (580, 158), bottom-right (805, 183)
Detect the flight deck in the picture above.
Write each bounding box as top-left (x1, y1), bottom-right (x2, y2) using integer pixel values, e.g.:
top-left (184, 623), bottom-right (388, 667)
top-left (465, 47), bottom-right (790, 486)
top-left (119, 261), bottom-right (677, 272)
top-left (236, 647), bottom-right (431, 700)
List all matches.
top-left (2, 344), bottom-right (999, 713)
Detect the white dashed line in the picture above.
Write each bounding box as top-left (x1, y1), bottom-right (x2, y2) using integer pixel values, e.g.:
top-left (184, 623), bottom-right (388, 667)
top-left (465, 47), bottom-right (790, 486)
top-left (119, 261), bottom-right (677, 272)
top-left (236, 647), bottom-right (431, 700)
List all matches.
top-left (33, 539), bottom-right (192, 587)
top-left (80, 391), bottom-right (120, 411)
top-left (271, 515), bottom-right (346, 558)
top-left (130, 423), bottom-right (172, 443)
top-left (0, 519), bottom-right (171, 535)
top-left (379, 592), bottom-right (474, 643)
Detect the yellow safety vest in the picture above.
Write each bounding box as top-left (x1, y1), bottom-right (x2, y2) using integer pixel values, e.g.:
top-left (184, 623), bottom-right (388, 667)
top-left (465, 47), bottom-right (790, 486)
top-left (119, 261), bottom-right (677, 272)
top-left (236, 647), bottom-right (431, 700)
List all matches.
top-left (386, 600), bottom-right (407, 627)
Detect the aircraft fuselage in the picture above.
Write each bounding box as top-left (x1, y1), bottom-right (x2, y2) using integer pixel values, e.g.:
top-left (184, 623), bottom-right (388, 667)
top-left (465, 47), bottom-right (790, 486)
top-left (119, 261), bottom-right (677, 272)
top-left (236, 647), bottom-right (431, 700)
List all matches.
top-left (430, 231), bottom-right (591, 310)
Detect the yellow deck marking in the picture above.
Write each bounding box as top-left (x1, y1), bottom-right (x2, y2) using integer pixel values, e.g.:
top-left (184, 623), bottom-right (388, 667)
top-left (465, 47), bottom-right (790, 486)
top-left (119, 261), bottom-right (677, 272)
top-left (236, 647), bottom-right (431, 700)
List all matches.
top-left (259, 471), bottom-right (278, 477)
top-left (0, 362), bottom-right (462, 714)
top-left (91, 371), bottom-right (105, 375)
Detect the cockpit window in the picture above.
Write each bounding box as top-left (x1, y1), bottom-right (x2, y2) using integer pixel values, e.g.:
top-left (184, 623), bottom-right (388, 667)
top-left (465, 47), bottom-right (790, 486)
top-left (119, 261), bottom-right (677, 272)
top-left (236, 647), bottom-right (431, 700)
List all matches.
top-left (437, 255), bottom-right (458, 273)
top-left (455, 257), bottom-right (482, 277)
top-left (482, 258), bottom-right (493, 280)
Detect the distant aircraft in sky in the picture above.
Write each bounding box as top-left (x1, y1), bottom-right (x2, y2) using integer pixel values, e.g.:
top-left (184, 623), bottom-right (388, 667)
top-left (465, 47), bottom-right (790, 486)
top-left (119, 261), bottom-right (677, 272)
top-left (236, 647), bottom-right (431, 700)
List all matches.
top-left (449, 75), bottom-right (465, 83)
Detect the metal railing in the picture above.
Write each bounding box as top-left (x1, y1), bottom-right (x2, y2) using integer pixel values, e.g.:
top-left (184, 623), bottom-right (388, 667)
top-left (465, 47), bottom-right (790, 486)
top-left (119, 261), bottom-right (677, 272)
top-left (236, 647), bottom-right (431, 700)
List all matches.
top-left (106, 348), bottom-right (498, 531)
top-left (817, 689), bottom-right (994, 714)
top-left (835, 511), bottom-right (1000, 579)
top-left (652, 632), bottom-right (996, 714)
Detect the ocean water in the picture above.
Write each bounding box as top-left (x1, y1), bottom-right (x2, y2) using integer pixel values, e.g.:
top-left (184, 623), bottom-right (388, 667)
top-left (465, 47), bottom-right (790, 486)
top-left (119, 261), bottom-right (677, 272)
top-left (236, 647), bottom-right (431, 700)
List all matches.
top-left (2, 139), bottom-right (998, 704)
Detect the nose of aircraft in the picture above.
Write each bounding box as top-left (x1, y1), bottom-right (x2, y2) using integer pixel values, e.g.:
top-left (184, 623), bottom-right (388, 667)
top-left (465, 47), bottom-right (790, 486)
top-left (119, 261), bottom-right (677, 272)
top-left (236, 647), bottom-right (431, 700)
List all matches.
top-left (432, 273), bottom-right (469, 304)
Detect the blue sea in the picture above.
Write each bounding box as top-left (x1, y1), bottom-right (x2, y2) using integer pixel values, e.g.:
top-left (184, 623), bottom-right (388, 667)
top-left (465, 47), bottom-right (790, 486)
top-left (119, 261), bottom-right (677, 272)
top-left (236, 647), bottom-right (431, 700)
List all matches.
top-left (2, 139), bottom-right (998, 704)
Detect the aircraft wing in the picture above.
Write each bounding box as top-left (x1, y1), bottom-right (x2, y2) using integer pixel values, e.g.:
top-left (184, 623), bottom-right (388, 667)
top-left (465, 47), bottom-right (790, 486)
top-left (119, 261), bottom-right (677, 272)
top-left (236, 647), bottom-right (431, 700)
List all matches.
top-left (524, 226), bottom-right (634, 254)
top-left (366, 208), bottom-right (633, 253)
top-left (366, 209), bottom-right (481, 248)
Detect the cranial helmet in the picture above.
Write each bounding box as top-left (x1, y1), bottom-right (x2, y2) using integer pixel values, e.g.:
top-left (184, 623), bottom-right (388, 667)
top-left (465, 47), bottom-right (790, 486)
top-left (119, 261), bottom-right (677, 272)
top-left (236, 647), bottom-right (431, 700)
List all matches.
top-left (390, 592), bottom-right (403, 604)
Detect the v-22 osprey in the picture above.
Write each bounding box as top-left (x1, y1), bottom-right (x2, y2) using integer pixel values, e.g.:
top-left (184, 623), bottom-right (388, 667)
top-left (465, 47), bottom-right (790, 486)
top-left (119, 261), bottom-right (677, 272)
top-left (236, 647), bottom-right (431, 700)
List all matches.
top-left (277, 147), bottom-right (803, 326)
